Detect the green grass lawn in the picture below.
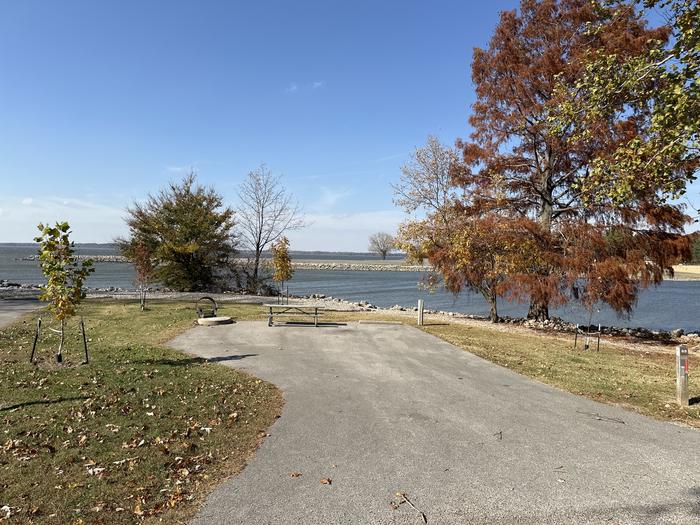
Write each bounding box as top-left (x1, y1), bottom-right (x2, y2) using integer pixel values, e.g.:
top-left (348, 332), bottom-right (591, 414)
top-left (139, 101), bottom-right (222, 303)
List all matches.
top-left (0, 300), bottom-right (281, 524)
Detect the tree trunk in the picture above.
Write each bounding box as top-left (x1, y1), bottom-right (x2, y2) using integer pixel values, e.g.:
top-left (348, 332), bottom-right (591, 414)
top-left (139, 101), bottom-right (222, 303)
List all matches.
top-left (480, 287), bottom-right (499, 323)
top-left (252, 248), bottom-right (262, 293)
top-left (56, 319), bottom-right (64, 363)
top-left (527, 300), bottom-right (549, 321)
top-left (489, 297), bottom-right (498, 323)
top-left (252, 257), bottom-right (260, 282)
top-left (531, 165), bottom-right (553, 322)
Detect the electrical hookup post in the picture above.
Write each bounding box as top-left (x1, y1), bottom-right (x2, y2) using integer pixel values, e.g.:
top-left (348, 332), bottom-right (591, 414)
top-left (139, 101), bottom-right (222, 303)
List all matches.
top-left (677, 345), bottom-right (689, 407)
top-left (417, 299), bottom-right (424, 326)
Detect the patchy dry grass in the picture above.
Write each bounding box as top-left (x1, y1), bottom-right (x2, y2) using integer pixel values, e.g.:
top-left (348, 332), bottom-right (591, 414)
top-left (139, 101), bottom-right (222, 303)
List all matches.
top-left (0, 300), bottom-right (281, 524)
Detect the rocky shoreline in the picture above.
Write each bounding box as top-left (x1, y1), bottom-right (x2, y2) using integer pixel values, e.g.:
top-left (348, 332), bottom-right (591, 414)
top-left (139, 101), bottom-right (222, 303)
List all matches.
top-left (290, 261), bottom-right (429, 272)
top-left (18, 254), bottom-right (128, 263)
top-left (2, 281), bottom-right (697, 346)
top-left (297, 293), bottom-right (699, 346)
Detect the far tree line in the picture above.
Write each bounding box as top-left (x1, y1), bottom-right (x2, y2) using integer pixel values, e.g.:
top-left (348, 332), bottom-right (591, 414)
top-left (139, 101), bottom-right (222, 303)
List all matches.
top-left (394, 0), bottom-right (699, 323)
top-left (118, 167), bottom-right (404, 296)
top-left (117, 165), bottom-right (304, 296)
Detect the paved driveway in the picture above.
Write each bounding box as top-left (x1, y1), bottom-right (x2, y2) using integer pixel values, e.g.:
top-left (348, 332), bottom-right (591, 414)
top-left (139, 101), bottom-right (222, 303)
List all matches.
top-left (170, 321), bottom-right (700, 524)
top-left (0, 299), bottom-right (41, 329)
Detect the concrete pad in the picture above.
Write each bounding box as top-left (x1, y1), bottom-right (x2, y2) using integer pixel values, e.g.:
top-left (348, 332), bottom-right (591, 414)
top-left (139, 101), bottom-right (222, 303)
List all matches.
top-left (170, 321), bottom-right (700, 524)
top-left (197, 316), bottom-right (234, 326)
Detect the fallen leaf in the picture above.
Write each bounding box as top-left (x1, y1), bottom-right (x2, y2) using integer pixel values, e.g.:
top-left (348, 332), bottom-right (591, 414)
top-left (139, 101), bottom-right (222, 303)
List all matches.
top-left (289, 472), bottom-right (302, 478)
top-left (320, 478), bottom-right (332, 485)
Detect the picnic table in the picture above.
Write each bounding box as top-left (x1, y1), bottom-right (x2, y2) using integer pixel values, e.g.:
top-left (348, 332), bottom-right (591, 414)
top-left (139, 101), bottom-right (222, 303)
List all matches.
top-left (264, 304), bottom-right (325, 327)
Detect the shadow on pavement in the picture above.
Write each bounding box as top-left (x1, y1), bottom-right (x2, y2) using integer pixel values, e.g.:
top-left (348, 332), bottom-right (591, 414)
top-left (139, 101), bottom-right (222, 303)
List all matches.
top-left (274, 322), bottom-right (347, 327)
top-left (136, 354), bottom-right (258, 367)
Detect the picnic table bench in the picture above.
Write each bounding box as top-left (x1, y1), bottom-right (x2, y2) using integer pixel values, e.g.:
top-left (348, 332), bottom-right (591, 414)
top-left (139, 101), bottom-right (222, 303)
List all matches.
top-left (264, 304), bottom-right (325, 327)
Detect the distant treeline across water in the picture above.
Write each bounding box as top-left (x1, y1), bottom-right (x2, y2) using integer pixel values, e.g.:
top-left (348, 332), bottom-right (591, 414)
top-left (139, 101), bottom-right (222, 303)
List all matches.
top-left (1, 244), bottom-right (698, 332)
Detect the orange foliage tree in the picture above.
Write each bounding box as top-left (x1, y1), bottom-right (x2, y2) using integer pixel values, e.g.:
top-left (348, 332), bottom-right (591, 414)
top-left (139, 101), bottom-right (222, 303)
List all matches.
top-left (398, 0), bottom-right (692, 322)
top-left (454, 0), bottom-right (692, 321)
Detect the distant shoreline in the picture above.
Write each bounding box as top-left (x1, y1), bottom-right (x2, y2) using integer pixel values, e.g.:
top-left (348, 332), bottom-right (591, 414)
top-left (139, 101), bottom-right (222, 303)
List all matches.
top-left (16, 254), bottom-right (431, 272)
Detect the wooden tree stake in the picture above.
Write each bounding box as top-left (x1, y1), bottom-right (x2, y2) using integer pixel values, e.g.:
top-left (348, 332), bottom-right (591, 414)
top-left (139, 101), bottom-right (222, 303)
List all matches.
top-left (29, 317), bottom-right (42, 363)
top-left (81, 316), bottom-right (89, 364)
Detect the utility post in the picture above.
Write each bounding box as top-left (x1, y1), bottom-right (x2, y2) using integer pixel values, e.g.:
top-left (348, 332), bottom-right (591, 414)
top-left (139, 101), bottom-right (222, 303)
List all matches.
top-left (417, 299), bottom-right (424, 326)
top-left (676, 345), bottom-right (689, 407)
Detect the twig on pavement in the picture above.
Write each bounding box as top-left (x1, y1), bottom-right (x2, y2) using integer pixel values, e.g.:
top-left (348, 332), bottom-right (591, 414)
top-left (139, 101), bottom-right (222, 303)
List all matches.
top-left (396, 492), bottom-right (428, 524)
top-left (576, 410), bottom-right (625, 424)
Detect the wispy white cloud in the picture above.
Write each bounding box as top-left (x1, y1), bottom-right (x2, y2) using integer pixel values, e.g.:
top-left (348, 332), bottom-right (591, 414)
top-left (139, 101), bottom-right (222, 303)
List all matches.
top-left (286, 210), bottom-right (404, 251)
top-left (285, 81), bottom-right (325, 94)
top-left (165, 165), bottom-right (199, 174)
top-left (315, 187), bottom-right (353, 212)
top-left (21, 197), bottom-right (34, 206)
top-left (0, 195), bottom-right (128, 243)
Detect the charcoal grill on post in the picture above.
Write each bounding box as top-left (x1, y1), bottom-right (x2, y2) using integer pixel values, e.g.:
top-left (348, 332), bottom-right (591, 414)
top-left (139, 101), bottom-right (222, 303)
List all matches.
top-left (196, 296), bottom-right (218, 319)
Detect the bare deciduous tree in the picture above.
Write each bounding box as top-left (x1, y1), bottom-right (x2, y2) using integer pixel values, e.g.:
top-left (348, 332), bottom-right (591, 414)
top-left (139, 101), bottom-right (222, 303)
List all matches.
top-left (393, 135), bottom-right (460, 266)
top-left (368, 232), bottom-right (395, 260)
top-left (392, 135), bottom-right (459, 225)
top-left (237, 165), bottom-right (304, 292)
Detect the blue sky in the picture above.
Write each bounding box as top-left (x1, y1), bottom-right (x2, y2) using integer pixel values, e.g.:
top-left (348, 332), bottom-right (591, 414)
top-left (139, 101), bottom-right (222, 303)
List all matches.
top-left (0, 1), bottom-right (696, 249)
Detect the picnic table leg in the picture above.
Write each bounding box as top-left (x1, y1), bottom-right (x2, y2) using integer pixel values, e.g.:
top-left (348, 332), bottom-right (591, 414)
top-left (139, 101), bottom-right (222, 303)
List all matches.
top-left (268, 307), bottom-right (273, 327)
top-left (315, 308), bottom-right (318, 327)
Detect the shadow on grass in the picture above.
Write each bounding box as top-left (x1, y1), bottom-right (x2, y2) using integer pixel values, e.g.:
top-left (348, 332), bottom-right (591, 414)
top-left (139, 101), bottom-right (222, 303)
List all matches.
top-left (135, 354), bottom-right (258, 367)
top-left (689, 396), bottom-right (700, 406)
top-left (0, 395), bottom-right (91, 412)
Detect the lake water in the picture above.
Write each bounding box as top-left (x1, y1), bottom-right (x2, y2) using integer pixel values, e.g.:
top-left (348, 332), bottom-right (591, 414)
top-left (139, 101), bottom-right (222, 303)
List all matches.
top-left (1, 244), bottom-right (698, 332)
